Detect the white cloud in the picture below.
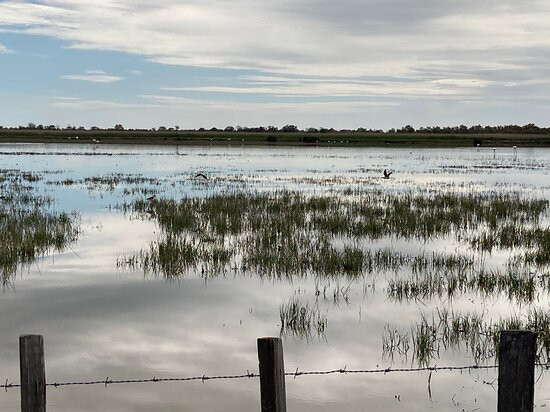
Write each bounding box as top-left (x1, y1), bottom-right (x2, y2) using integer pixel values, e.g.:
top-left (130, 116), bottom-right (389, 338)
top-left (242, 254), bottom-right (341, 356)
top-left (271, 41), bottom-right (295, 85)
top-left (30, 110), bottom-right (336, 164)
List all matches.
top-left (61, 70), bottom-right (124, 83)
top-left (51, 94), bottom-right (398, 114)
top-left (162, 75), bottom-right (491, 98)
top-left (36, 93), bottom-right (400, 130)
top-left (139, 94), bottom-right (399, 113)
top-left (0, 42), bottom-right (13, 53)
top-left (1, 0), bottom-right (550, 82)
top-left (51, 96), bottom-right (158, 110)
top-left (2, 0), bottom-right (550, 127)
top-left (40, 92), bottom-right (550, 130)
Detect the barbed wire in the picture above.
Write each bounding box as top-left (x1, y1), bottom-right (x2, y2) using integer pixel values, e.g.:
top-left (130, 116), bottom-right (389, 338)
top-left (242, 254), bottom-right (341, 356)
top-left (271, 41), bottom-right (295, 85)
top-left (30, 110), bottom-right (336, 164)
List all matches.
top-left (2, 362), bottom-right (549, 391)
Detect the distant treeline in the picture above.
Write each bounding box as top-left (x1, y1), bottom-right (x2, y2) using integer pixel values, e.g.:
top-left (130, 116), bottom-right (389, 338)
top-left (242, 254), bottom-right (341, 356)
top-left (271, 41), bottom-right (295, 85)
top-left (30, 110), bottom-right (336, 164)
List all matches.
top-left (2, 123), bottom-right (549, 134)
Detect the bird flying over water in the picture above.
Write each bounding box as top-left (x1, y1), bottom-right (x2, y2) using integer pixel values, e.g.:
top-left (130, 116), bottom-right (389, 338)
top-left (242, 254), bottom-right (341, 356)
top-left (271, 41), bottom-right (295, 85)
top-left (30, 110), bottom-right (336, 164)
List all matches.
top-left (383, 169), bottom-right (393, 179)
top-left (195, 173), bottom-right (208, 180)
top-left (146, 195), bottom-right (156, 201)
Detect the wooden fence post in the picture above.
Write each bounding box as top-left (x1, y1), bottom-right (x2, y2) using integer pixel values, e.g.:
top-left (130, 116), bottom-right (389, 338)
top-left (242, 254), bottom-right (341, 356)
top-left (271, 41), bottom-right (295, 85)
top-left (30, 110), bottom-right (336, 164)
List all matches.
top-left (498, 330), bottom-right (537, 412)
top-left (257, 337), bottom-right (286, 412)
top-left (19, 335), bottom-right (46, 412)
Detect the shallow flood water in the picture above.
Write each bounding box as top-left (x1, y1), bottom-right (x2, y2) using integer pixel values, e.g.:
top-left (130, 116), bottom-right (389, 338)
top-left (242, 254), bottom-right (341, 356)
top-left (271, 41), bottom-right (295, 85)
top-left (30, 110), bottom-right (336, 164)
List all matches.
top-left (1, 143), bottom-right (550, 411)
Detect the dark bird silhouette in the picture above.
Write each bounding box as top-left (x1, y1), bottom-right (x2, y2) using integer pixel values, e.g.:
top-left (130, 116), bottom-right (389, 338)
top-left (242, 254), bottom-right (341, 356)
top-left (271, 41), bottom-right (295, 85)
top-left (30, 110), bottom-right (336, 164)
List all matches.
top-left (146, 195), bottom-right (156, 201)
top-left (383, 169), bottom-right (393, 179)
top-left (195, 173), bottom-right (208, 180)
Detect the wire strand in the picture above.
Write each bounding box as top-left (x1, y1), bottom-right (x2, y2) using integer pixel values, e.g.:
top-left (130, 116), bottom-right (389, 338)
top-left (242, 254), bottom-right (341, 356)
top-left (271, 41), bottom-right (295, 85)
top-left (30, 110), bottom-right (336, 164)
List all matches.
top-left (3, 362), bottom-right (549, 391)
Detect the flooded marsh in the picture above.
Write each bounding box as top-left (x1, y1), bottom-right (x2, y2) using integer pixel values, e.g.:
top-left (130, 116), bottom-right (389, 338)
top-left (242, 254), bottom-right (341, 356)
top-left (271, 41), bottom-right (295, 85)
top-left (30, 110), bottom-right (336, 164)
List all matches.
top-left (1, 144), bottom-right (550, 411)
top-left (117, 189), bottom-right (549, 280)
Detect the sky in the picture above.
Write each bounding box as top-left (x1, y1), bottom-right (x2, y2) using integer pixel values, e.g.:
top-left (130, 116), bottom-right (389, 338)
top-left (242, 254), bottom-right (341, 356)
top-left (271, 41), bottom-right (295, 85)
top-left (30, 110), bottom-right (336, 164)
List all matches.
top-left (1, 0), bottom-right (550, 130)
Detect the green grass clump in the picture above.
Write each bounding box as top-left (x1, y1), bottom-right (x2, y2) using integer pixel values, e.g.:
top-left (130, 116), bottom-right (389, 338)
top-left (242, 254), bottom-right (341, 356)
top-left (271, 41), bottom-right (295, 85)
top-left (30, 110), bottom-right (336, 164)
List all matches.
top-left (388, 267), bottom-right (547, 304)
top-left (118, 189), bottom-right (550, 281)
top-left (383, 308), bottom-right (550, 366)
top-left (0, 172), bottom-right (80, 286)
top-left (279, 297), bottom-right (327, 340)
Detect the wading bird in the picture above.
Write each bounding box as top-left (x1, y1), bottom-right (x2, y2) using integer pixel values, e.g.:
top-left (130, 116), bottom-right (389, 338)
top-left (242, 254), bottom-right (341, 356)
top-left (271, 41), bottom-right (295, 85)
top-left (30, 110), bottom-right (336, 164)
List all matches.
top-left (383, 169), bottom-right (393, 179)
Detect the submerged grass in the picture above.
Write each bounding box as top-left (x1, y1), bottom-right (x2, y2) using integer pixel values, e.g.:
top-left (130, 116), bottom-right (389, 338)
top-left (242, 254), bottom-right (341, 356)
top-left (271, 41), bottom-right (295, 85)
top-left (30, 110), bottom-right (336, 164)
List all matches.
top-left (0, 172), bottom-right (80, 286)
top-left (383, 308), bottom-right (550, 366)
top-left (279, 297), bottom-right (327, 340)
top-left (117, 187), bottom-right (550, 359)
top-left (388, 267), bottom-right (549, 304)
top-left (117, 189), bottom-right (550, 280)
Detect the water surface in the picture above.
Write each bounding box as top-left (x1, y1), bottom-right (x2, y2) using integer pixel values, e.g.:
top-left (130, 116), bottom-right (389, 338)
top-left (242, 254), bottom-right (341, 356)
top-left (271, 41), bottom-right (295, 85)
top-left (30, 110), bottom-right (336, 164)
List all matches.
top-left (1, 143), bottom-right (549, 411)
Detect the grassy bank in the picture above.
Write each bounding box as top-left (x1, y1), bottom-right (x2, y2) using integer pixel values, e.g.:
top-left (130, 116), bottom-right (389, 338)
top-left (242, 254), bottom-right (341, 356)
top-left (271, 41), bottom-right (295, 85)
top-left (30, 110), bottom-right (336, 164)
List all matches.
top-left (2, 129), bottom-right (550, 147)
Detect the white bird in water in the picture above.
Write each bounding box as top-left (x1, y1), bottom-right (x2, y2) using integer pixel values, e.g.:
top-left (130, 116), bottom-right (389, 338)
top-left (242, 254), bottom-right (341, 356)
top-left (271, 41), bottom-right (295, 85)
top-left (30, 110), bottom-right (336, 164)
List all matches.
top-left (92, 138), bottom-right (100, 143)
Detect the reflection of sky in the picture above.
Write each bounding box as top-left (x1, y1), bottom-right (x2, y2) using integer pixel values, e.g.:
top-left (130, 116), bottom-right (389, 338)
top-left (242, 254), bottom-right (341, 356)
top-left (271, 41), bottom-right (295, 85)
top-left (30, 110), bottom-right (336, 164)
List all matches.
top-left (1, 144), bottom-right (550, 411)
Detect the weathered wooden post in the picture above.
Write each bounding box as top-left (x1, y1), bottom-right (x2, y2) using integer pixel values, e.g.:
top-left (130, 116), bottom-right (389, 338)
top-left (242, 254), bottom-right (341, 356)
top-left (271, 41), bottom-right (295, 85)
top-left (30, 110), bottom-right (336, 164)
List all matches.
top-left (257, 337), bottom-right (287, 412)
top-left (20, 335), bottom-right (46, 412)
top-left (498, 330), bottom-right (537, 412)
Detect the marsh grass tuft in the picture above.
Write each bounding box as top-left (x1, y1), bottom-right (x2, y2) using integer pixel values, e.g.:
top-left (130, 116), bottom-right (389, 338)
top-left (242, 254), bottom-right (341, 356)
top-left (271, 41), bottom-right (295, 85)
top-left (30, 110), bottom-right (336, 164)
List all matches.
top-left (383, 308), bottom-right (550, 366)
top-left (0, 171), bottom-right (80, 287)
top-left (118, 189), bottom-right (550, 281)
top-left (388, 267), bottom-right (547, 304)
top-left (279, 297), bottom-right (327, 340)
